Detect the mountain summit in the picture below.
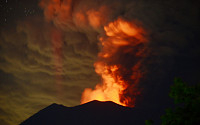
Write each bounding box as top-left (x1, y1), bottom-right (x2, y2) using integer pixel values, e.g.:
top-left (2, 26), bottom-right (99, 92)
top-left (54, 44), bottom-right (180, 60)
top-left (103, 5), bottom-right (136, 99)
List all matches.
top-left (20, 100), bottom-right (146, 125)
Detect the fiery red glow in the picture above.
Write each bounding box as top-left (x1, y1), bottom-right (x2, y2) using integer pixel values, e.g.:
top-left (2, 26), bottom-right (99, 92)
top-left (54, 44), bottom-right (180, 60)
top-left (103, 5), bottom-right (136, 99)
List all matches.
top-left (81, 18), bottom-right (147, 107)
top-left (39, 0), bottom-right (147, 107)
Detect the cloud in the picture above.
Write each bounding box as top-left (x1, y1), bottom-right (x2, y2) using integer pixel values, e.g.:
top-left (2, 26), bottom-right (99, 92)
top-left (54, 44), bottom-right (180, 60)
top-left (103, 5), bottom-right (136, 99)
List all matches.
top-left (0, 15), bottom-right (99, 124)
top-left (0, 0), bottom-right (199, 124)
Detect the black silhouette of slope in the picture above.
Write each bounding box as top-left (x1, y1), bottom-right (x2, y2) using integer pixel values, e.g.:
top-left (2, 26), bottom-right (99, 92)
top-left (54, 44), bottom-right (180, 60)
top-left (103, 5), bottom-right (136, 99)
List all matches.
top-left (20, 100), bottom-right (147, 125)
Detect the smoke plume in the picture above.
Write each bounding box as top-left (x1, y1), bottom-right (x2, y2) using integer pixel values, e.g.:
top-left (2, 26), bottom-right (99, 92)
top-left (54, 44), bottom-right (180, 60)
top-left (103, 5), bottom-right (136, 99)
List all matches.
top-left (39, 0), bottom-right (149, 107)
top-left (0, 0), bottom-right (198, 124)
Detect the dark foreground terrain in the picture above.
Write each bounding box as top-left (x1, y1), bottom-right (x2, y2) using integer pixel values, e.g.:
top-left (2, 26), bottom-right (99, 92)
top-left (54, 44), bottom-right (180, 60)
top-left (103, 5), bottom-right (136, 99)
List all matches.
top-left (20, 100), bottom-right (150, 125)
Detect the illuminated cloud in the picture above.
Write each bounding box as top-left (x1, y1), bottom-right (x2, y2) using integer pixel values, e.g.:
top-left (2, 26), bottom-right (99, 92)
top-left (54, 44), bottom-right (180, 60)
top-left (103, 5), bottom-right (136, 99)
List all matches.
top-left (0, 0), bottom-right (199, 125)
top-left (0, 16), bottom-right (99, 124)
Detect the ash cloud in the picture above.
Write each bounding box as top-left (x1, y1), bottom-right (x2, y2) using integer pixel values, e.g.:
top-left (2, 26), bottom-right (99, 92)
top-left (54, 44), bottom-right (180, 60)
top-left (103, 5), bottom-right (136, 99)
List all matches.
top-left (0, 0), bottom-right (199, 124)
top-left (0, 15), bottom-right (99, 124)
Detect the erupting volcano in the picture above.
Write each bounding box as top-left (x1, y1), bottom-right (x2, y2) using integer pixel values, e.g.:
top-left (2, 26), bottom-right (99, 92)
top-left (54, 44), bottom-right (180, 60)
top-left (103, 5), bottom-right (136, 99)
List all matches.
top-left (81, 18), bottom-right (147, 107)
top-left (39, 0), bottom-right (148, 108)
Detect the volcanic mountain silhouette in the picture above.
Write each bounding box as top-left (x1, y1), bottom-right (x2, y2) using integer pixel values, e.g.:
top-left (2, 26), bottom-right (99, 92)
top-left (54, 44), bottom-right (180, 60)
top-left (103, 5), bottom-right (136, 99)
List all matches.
top-left (20, 100), bottom-right (148, 125)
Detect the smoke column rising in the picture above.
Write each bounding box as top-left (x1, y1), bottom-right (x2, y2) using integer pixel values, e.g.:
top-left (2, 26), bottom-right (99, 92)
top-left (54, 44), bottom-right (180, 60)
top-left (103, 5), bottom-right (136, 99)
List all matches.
top-left (40, 0), bottom-right (148, 107)
top-left (81, 18), bottom-right (148, 107)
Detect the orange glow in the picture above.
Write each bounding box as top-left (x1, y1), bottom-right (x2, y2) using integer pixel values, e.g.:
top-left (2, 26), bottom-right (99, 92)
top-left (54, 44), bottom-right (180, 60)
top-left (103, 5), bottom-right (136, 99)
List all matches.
top-left (104, 18), bottom-right (139, 37)
top-left (81, 18), bottom-right (147, 107)
top-left (40, 0), bottom-right (73, 27)
top-left (74, 12), bottom-right (87, 26)
top-left (86, 6), bottom-right (108, 29)
top-left (81, 62), bottom-right (126, 106)
top-left (87, 10), bottom-right (102, 28)
top-left (39, 0), bottom-right (147, 107)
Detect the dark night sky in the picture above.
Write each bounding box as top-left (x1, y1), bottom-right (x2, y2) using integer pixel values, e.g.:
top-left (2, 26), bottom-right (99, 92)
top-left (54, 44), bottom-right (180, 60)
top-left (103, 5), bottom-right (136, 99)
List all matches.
top-left (0, 0), bottom-right (42, 27)
top-left (0, 0), bottom-right (199, 125)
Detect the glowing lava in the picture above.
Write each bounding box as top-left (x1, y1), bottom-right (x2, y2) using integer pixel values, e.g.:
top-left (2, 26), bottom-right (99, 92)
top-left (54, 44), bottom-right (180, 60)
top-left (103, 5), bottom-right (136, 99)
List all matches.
top-left (81, 18), bottom-right (147, 107)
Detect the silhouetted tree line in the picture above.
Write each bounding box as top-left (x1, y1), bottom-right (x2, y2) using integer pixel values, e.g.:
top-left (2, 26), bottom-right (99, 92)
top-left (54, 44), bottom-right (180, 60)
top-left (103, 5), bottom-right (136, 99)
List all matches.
top-left (145, 78), bottom-right (200, 125)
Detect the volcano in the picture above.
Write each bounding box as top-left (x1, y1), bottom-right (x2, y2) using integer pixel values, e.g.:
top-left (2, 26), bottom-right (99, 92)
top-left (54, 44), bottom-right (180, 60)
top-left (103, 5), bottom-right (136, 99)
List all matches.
top-left (20, 100), bottom-right (149, 125)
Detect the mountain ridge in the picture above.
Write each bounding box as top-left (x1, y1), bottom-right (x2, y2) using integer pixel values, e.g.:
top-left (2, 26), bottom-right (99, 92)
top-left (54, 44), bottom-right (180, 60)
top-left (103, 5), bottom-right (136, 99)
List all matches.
top-left (20, 100), bottom-right (146, 125)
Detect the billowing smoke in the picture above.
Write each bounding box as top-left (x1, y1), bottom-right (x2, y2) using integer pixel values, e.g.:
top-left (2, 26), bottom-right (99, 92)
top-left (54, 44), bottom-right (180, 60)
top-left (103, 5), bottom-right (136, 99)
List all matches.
top-left (40, 0), bottom-right (149, 107)
top-left (0, 0), bottom-right (198, 124)
top-left (81, 18), bottom-right (148, 107)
